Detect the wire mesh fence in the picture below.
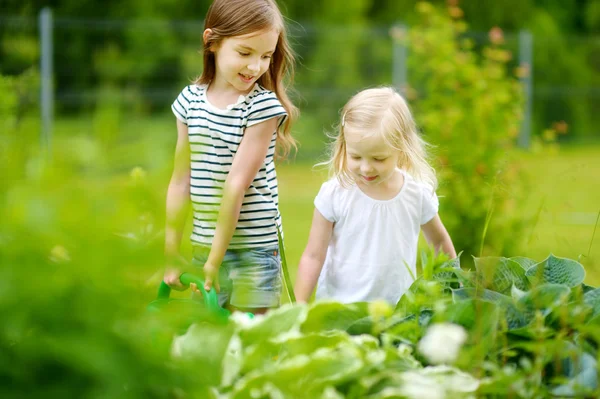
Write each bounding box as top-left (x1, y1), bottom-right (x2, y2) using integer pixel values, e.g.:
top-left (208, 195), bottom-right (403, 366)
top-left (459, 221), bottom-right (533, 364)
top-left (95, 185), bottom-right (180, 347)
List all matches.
top-left (1, 11), bottom-right (599, 160)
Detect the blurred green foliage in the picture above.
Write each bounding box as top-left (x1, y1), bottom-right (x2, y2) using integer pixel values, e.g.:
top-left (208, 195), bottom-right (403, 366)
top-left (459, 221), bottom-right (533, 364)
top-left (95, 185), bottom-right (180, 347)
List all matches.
top-left (403, 3), bottom-right (527, 260)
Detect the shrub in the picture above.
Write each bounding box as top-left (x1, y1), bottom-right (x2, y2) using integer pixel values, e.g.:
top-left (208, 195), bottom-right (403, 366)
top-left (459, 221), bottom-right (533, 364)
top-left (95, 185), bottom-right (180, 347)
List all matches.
top-left (399, 2), bottom-right (529, 260)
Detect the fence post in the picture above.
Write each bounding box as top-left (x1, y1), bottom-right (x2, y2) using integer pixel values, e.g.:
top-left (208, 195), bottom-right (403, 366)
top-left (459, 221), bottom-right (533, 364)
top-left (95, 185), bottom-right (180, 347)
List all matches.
top-left (391, 23), bottom-right (408, 96)
top-left (39, 7), bottom-right (54, 156)
top-left (518, 29), bottom-right (533, 149)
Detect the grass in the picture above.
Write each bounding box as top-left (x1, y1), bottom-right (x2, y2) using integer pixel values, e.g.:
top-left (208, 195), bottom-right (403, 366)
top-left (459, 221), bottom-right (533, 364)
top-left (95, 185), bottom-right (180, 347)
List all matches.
top-left (517, 145), bottom-right (600, 282)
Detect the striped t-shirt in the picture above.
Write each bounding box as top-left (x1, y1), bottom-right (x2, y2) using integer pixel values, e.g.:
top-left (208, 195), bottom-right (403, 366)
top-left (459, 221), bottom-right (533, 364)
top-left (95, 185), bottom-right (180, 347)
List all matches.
top-left (171, 83), bottom-right (287, 249)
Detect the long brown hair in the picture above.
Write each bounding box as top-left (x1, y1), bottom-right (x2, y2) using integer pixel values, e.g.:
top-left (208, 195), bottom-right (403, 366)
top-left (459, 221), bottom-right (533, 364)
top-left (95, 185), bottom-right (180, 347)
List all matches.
top-left (195, 0), bottom-right (298, 159)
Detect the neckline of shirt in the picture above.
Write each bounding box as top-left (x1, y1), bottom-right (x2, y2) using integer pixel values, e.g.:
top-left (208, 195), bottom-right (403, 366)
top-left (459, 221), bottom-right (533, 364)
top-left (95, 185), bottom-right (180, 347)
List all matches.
top-left (353, 169), bottom-right (407, 204)
top-left (199, 83), bottom-right (259, 112)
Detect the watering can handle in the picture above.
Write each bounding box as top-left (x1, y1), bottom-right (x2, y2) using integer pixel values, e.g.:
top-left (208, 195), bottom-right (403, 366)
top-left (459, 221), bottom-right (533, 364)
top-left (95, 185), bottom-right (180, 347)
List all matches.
top-left (157, 272), bottom-right (220, 312)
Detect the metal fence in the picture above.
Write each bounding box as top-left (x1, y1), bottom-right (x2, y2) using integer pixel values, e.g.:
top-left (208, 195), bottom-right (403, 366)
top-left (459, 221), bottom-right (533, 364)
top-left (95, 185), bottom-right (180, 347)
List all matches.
top-left (1, 10), bottom-right (599, 157)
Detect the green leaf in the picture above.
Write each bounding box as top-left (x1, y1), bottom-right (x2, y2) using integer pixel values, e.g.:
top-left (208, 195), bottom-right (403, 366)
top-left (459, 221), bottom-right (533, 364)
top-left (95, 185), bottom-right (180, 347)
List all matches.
top-left (445, 299), bottom-right (500, 345)
top-left (301, 302), bottom-right (369, 333)
top-left (170, 322), bottom-right (235, 386)
top-left (511, 284), bottom-right (527, 301)
top-left (474, 256), bottom-right (530, 294)
top-left (584, 287), bottom-right (600, 318)
top-left (360, 366), bottom-right (479, 398)
top-left (525, 254), bottom-right (586, 287)
top-left (550, 341), bottom-right (598, 396)
top-left (452, 287), bottom-right (512, 304)
top-left (230, 346), bottom-right (367, 398)
top-left (240, 331), bottom-right (352, 376)
top-left (451, 288), bottom-right (531, 330)
top-left (582, 283), bottom-right (596, 294)
top-left (517, 283), bottom-right (570, 317)
top-left (510, 256), bottom-right (537, 270)
top-left (346, 316), bottom-right (374, 335)
top-left (237, 304), bottom-right (307, 347)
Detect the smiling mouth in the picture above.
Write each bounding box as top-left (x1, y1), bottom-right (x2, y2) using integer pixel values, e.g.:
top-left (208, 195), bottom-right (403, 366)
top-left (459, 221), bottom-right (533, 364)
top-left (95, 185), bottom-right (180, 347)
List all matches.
top-left (239, 73), bottom-right (255, 81)
top-left (362, 175), bottom-right (377, 181)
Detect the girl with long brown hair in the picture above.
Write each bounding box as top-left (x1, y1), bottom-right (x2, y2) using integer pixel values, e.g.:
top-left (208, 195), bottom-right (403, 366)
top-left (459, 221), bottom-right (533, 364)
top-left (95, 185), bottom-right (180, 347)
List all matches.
top-left (163, 0), bottom-right (297, 315)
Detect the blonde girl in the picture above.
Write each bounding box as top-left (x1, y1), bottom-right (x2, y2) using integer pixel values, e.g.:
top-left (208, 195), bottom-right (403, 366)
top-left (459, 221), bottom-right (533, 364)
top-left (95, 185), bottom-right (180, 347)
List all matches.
top-left (294, 87), bottom-right (456, 305)
top-left (163, 0), bottom-right (297, 314)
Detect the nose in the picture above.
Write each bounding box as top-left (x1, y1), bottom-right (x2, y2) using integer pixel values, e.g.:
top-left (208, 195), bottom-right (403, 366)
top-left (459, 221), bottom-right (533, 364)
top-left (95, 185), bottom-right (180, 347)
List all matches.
top-left (247, 58), bottom-right (261, 73)
top-left (360, 161), bottom-right (374, 175)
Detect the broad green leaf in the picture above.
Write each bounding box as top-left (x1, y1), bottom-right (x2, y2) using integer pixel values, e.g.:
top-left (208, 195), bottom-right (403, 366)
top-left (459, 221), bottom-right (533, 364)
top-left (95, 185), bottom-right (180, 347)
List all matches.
top-left (433, 255), bottom-right (463, 285)
top-left (525, 254), bottom-right (586, 287)
top-left (360, 366), bottom-right (479, 399)
top-left (510, 256), bottom-right (537, 270)
top-left (170, 322), bottom-right (235, 386)
top-left (444, 300), bottom-right (500, 355)
top-left (383, 315), bottom-right (421, 344)
top-left (451, 289), bottom-right (531, 330)
top-left (237, 304), bottom-right (306, 346)
top-left (549, 341), bottom-right (598, 396)
top-left (346, 316), bottom-right (374, 335)
top-left (584, 287), bottom-right (600, 318)
top-left (517, 283), bottom-right (570, 317)
top-left (474, 256), bottom-right (530, 294)
top-left (230, 346), bottom-right (366, 398)
top-left (445, 299), bottom-right (499, 332)
top-left (582, 283), bottom-right (596, 294)
top-left (511, 284), bottom-right (527, 301)
top-left (240, 331), bottom-right (352, 376)
top-left (301, 301), bottom-right (369, 333)
top-left (551, 366), bottom-right (598, 397)
top-left (379, 344), bottom-right (422, 371)
top-left (452, 287), bottom-right (512, 304)
top-left (503, 304), bottom-right (534, 331)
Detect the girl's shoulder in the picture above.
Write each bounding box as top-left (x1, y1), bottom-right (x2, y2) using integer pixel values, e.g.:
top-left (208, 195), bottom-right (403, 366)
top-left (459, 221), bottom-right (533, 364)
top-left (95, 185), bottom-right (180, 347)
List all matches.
top-left (180, 83), bottom-right (206, 97)
top-left (175, 84), bottom-right (206, 104)
top-left (400, 170), bottom-right (438, 210)
top-left (402, 170), bottom-right (435, 193)
top-left (246, 84), bottom-right (281, 106)
top-left (318, 177), bottom-right (356, 198)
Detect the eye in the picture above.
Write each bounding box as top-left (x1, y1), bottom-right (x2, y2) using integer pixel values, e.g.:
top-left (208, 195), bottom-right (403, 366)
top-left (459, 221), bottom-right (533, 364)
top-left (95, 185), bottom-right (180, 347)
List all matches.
top-left (238, 51), bottom-right (250, 56)
top-left (350, 155), bottom-right (361, 160)
top-left (262, 54), bottom-right (273, 59)
top-left (374, 158), bottom-right (387, 162)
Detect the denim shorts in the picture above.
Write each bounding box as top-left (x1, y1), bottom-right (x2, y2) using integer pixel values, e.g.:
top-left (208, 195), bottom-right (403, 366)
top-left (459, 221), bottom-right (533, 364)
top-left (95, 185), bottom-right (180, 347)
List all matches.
top-left (191, 245), bottom-right (282, 309)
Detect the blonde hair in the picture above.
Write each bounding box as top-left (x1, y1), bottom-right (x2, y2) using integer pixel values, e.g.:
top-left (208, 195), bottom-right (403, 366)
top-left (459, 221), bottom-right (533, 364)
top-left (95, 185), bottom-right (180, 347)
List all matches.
top-left (195, 0), bottom-right (298, 159)
top-left (324, 86), bottom-right (437, 190)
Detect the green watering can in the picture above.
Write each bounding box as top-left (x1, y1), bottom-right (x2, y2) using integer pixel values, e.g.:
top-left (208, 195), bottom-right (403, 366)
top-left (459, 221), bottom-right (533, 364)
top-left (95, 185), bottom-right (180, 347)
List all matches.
top-left (147, 272), bottom-right (253, 324)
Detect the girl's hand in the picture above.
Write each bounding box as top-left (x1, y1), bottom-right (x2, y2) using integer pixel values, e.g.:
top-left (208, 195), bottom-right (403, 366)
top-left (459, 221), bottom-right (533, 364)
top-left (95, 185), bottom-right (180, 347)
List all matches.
top-left (203, 262), bottom-right (220, 293)
top-left (163, 266), bottom-right (186, 291)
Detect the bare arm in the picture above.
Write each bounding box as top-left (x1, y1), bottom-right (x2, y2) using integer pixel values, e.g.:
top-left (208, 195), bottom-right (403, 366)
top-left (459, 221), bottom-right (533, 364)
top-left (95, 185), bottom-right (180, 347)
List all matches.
top-left (421, 214), bottom-right (457, 259)
top-left (163, 119), bottom-right (191, 289)
top-left (203, 117), bottom-right (278, 291)
top-left (294, 208), bottom-right (334, 303)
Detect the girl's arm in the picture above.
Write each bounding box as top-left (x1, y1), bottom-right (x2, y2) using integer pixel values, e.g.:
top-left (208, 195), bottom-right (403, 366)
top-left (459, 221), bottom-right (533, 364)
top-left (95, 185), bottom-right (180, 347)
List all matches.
top-left (421, 214), bottom-right (457, 258)
top-left (163, 119), bottom-right (191, 290)
top-left (294, 208), bottom-right (334, 303)
top-left (203, 117), bottom-right (278, 292)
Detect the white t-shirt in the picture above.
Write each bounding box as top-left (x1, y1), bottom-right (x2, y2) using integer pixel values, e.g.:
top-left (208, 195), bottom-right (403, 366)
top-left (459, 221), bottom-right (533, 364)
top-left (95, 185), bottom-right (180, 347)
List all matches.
top-left (314, 170), bottom-right (439, 305)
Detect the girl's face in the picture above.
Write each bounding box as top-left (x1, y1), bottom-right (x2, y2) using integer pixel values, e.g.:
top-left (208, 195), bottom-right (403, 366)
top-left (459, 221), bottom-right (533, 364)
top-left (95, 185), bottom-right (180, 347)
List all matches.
top-left (208, 28), bottom-right (279, 94)
top-left (344, 127), bottom-right (400, 188)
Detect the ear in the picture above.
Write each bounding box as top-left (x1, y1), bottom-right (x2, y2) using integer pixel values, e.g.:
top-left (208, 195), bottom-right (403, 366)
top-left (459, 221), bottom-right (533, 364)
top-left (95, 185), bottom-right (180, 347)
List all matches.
top-left (203, 28), bottom-right (215, 50)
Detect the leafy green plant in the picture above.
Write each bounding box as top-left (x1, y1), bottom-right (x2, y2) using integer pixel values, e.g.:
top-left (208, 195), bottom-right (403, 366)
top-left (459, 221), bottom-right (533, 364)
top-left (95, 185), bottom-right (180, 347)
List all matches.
top-left (398, 2), bottom-right (529, 262)
top-left (153, 252), bottom-right (598, 398)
